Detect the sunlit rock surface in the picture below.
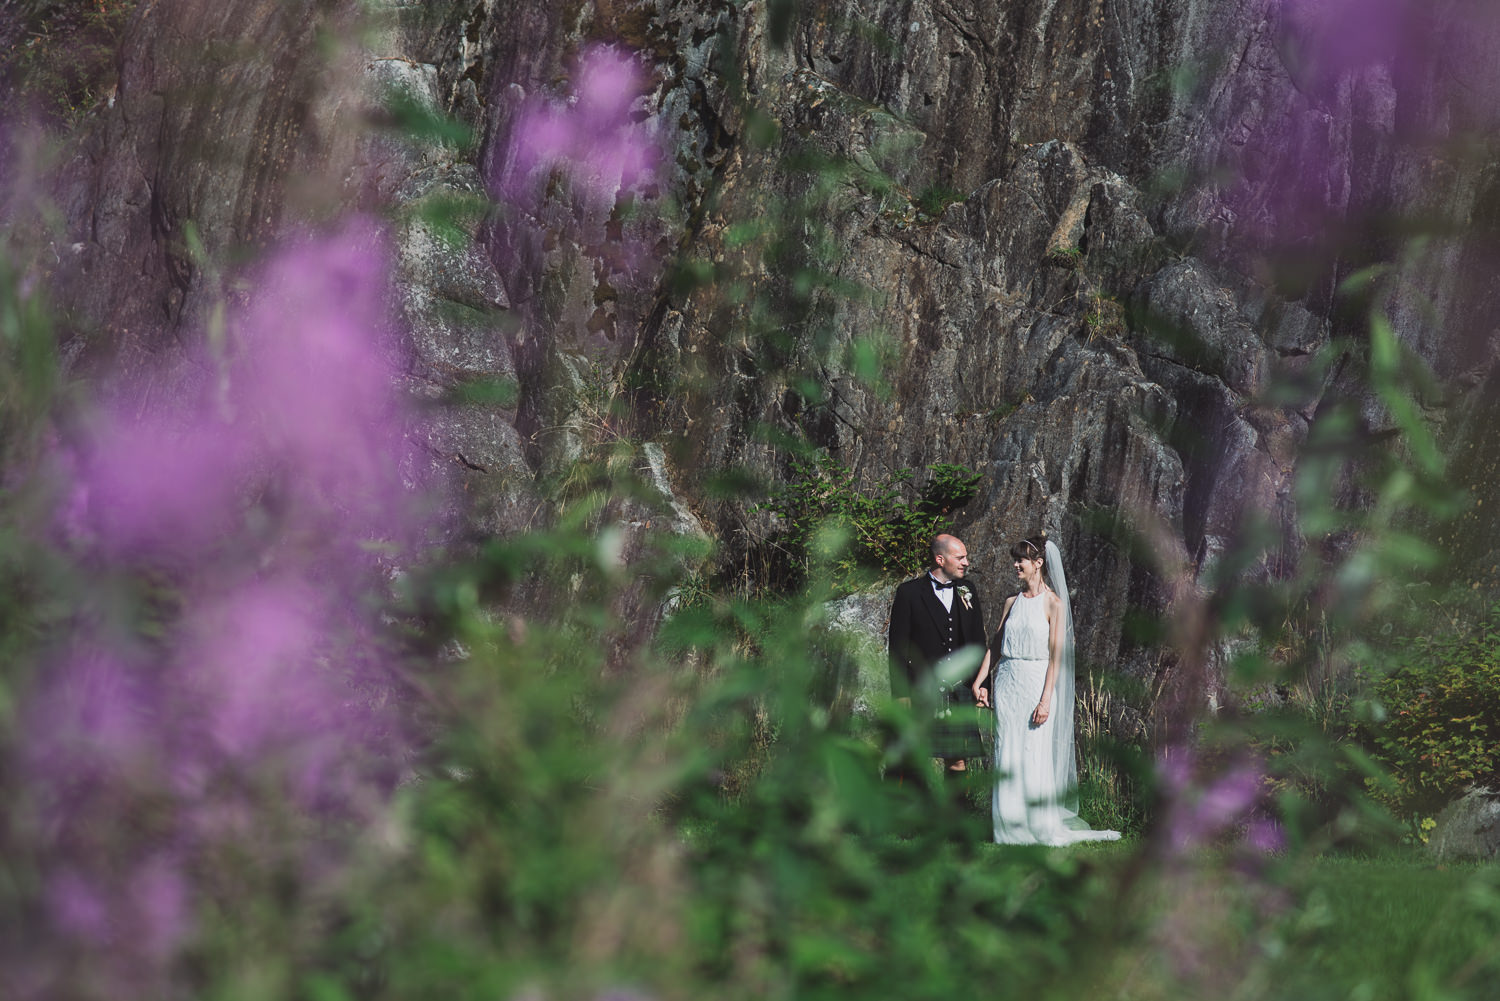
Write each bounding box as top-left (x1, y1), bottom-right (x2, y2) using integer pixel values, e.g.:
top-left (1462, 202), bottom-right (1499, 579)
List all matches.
top-left (1429, 787), bottom-right (1500, 861)
top-left (37, 0), bottom-right (1500, 733)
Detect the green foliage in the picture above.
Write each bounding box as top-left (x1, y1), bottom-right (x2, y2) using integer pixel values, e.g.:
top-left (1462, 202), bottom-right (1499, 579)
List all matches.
top-left (756, 455), bottom-right (982, 591)
top-left (0, 249), bottom-right (66, 724)
top-left (0, 256), bottom-right (58, 446)
top-left (1075, 736), bottom-right (1151, 838)
top-left (379, 85), bottom-right (475, 152)
top-left (1, 0), bottom-right (135, 123)
top-left (442, 375), bottom-right (520, 408)
top-left (1085, 852), bottom-right (1500, 999)
top-left (1082, 291), bottom-right (1126, 340)
top-left (403, 189), bottom-right (494, 250)
top-left (1185, 268), bottom-right (1472, 850)
top-left (266, 517), bottom-right (1141, 1001)
top-left (1361, 606), bottom-right (1500, 822)
top-left (1044, 245), bottom-right (1084, 269)
top-left (913, 182), bottom-right (965, 218)
top-left (8, 3), bottom-right (1500, 999)
top-left (921, 462), bottom-right (985, 515)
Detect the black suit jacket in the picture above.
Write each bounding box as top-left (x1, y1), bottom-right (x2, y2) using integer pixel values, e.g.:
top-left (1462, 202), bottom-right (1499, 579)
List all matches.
top-left (887, 574), bottom-right (987, 700)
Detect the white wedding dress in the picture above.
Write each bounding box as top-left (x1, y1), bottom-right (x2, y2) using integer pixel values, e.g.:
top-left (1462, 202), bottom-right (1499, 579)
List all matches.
top-left (990, 583), bottom-right (1119, 845)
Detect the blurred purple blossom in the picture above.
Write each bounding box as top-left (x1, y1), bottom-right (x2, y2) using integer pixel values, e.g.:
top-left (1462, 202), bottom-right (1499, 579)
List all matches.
top-left (484, 44), bottom-right (669, 354)
top-left (47, 871), bottom-right (110, 944)
top-left (1223, 0), bottom-right (1500, 258)
top-left (74, 410), bottom-right (249, 560)
top-left (20, 219), bottom-right (425, 993)
top-left (233, 222), bottom-right (406, 535)
top-left (179, 578), bottom-right (330, 759)
top-left (43, 855), bottom-right (190, 973)
top-left (498, 45), bottom-right (661, 207)
top-left (576, 49), bottom-right (640, 126)
top-left (67, 218), bottom-right (410, 563)
top-left (1244, 816), bottom-right (1288, 854)
top-left (25, 651), bottom-right (154, 777)
top-left (1280, 0), bottom-right (1413, 80)
top-left (1158, 748), bottom-right (1275, 852)
top-left (130, 854), bottom-right (191, 961)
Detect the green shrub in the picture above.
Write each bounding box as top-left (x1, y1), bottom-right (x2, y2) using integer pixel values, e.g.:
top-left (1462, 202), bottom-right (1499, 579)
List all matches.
top-left (756, 455), bottom-right (981, 592)
top-left (1043, 245), bottom-right (1084, 269)
top-left (1363, 606), bottom-right (1500, 823)
top-left (913, 182), bottom-right (965, 218)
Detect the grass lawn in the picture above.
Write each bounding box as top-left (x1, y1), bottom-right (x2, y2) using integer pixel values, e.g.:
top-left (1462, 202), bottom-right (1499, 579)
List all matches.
top-left (1069, 846), bottom-right (1500, 1001)
top-left (1268, 854), bottom-right (1500, 1001)
top-left (956, 832), bottom-right (1500, 1001)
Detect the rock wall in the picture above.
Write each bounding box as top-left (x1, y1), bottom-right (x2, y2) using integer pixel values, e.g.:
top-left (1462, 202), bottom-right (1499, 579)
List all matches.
top-left (29, 0), bottom-right (1500, 732)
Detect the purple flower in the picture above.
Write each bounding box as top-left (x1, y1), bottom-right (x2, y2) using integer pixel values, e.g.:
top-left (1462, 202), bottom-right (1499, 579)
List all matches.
top-left (1158, 750), bottom-right (1270, 851)
top-left (43, 858), bottom-right (192, 968)
top-left (513, 105), bottom-right (575, 168)
top-left (1195, 763), bottom-right (1262, 826)
top-left (74, 406), bottom-right (249, 561)
top-left (178, 578), bottom-right (329, 758)
top-left (131, 855), bottom-right (191, 961)
top-left (575, 48), bottom-right (640, 127)
top-left (232, 223), bottom-right (407, 536)
top-left (47, 871), bottom-right (110, 944)
top-left (498, 45), bottom-right (662, 206)
top-left (18, 219), bottom-right (426, 989)
top-left (64, 219), bottom-right (412, 566)
top-left (1280, 0), bottom-right (1412, 79)
top-left (24, 651), bottom-right (155, 780)
top-left (1244, 816), bottom-right (1288, 855)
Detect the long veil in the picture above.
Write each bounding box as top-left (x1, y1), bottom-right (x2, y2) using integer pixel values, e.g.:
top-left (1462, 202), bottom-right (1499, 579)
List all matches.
top-left (1044, 539), bottom-right (1088, 829)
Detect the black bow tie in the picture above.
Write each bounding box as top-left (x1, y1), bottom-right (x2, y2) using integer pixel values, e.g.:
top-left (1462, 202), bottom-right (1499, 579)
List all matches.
top-left (931, 578), bottom-right (955, 590)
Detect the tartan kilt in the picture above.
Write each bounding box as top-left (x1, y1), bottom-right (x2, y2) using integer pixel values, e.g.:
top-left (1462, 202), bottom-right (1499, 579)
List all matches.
top-left (930, 685), bottom-right (989, 761)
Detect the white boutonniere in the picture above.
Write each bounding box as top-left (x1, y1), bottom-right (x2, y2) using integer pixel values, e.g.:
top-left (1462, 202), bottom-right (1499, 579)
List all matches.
top-left (956, 584), bottom-right (972, 611)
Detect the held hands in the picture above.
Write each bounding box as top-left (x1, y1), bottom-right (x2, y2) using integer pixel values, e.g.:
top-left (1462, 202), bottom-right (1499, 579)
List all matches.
top-left (972, 683), bottom-right (990, 708)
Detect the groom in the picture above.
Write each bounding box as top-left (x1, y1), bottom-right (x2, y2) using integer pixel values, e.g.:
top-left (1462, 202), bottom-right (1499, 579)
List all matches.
top-left (887, 533), bottom-right (988, 774)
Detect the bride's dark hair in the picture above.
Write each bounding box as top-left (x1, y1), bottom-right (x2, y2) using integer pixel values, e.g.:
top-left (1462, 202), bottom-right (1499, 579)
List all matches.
top-left (1008, 534), bottom-right (1047, 563)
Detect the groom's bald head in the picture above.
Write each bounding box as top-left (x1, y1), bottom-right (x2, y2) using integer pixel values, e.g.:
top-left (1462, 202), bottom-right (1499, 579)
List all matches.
top-left (930, 534), bottom-right (969, 581)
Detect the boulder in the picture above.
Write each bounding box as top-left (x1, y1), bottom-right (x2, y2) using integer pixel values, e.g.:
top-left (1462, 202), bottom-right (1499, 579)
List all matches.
top-left (822, 589), bottom-right (895, 723)
top-left (1428, 787), bottom-right (1500, 861)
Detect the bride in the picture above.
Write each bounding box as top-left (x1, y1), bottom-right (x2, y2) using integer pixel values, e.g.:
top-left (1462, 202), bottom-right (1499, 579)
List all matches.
top-left (971, 536), bottom-right (1119, 845)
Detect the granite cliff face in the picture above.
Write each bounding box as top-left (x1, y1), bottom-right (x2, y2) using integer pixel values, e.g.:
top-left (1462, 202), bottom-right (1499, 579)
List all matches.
top-left (30, 0), bottom-right (1500, 734)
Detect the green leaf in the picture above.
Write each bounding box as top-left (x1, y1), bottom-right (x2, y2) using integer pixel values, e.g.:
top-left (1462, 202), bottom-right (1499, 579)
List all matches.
top-left (1368, 312), bottom-right (1400, 385)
